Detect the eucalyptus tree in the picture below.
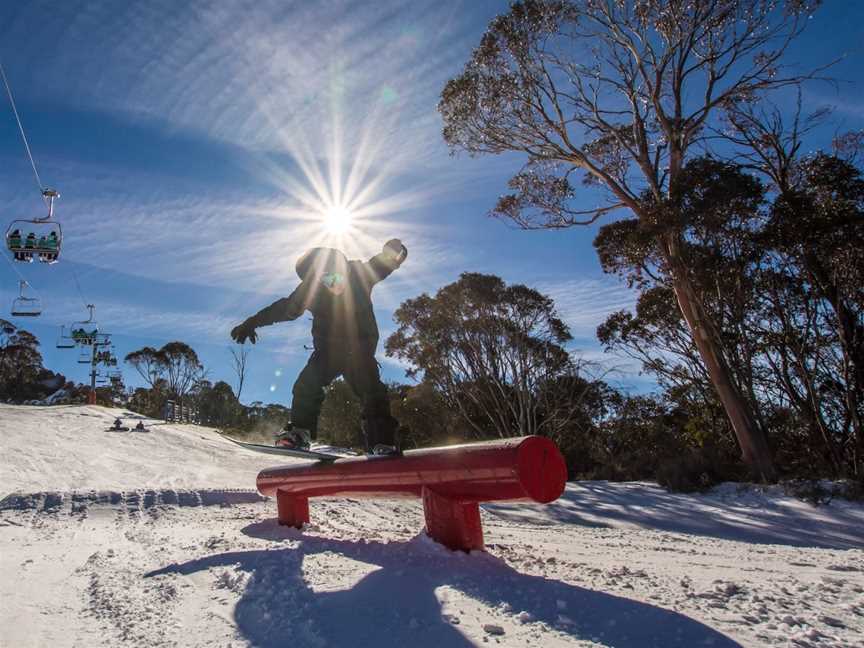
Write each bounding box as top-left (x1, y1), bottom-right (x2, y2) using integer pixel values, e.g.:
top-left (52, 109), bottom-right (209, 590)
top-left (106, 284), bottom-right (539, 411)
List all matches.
top-left (386, 272), bottom-right (587, 439)
top-left (125, 341), bottom-right (204, 404)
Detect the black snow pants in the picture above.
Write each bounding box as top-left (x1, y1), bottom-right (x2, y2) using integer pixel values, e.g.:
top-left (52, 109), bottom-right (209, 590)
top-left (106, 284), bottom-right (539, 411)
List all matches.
top-left (290, 336), bottom-right (398, 450)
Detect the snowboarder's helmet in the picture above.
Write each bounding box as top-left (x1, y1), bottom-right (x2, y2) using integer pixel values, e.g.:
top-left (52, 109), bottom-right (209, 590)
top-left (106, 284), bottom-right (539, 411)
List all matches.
top-left (295, 247), bottom-right (347, 280)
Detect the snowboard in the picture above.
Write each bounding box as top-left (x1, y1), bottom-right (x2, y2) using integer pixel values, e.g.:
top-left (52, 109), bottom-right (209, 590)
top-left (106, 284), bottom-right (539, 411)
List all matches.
top-left (224, 436), bottom-right (344, 462)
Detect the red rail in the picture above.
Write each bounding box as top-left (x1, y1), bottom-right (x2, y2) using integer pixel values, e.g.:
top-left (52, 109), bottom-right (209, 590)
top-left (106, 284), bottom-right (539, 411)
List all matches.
top-left (256, 435), bottom-right (567, 551)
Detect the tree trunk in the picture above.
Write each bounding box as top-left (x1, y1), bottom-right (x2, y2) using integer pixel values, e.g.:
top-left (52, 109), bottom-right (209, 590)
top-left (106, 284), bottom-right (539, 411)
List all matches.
top-left (663, 237), bottom-right (778, 482)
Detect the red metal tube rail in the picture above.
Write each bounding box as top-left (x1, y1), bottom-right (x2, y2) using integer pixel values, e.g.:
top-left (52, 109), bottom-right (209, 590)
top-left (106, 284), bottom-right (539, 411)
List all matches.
top-left (256, 435), bottom-right (567, 551)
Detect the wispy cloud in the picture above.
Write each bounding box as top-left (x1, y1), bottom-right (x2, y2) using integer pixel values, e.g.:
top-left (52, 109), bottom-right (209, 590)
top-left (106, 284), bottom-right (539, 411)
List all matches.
top-left (534, 276), bottom-right (656, 389)
top-left (1, 0), bottom-right (485, 167)
top-left (536, 277), bottom-right (637, 342)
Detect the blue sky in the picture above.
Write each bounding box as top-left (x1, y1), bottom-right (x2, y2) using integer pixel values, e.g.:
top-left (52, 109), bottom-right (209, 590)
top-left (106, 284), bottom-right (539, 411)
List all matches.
top-left (1, 0), bottom-right (862, 405)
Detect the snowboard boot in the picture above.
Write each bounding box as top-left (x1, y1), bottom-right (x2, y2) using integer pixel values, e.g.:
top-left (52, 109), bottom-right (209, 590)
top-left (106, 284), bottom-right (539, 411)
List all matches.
top-left (274, 427), bottom-right (312, 450)
top-left (361, 414), bottom-right (400, 455)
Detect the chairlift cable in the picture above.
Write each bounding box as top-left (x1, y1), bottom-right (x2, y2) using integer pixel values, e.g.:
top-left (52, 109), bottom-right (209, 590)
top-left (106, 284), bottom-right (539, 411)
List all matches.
top-left (72, 268), bottom-right (90, 310)
top-left (0, 60), bottom-right (46, 200)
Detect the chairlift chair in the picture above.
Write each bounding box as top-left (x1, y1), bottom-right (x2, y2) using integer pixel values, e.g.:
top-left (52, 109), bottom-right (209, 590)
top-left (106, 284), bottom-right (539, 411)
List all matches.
top-left (5, 189), bottom-right (62, 264)
top-left (10, 280), bottom-right (41, 317)
top-left (77, 348), bottom-right (92, 364)
top-left (70, 304), bottom-right (99, 346)
top-left (56, 324), bottom-right (76, 349)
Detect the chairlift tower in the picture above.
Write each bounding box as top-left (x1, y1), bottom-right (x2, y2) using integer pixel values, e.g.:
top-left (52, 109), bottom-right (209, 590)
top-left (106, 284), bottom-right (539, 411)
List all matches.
top-left (53, 303), bottom-right (119, 404)
top-left (84, 333), bottom-right (113, 405)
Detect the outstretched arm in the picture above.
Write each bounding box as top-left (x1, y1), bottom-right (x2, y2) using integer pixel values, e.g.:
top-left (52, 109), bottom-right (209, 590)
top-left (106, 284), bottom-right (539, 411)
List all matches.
top-left (230, 282), bottom-right (311, 344)
top-left (364, 239), bottom-right (408, 285)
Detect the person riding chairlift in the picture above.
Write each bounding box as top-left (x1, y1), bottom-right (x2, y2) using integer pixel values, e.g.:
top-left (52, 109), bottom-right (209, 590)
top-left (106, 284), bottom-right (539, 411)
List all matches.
top-left (36, 235), bottom-right (47, 261)
top-left (8, 230), bottom-right (24, 261)
top-left (43, 231), bottom-right (58, 262)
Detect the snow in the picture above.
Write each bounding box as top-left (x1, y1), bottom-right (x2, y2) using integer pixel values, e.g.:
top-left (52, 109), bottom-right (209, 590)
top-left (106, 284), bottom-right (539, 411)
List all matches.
top-left (0, 404), bottom-right (265, 493)
top-left (1, 404), bottom-right (863, 648)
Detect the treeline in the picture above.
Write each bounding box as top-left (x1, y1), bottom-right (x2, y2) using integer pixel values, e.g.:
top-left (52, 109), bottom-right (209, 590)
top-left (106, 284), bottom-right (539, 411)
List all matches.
top-left (123, 343), bottom-right (290, 436)
top-left (317, 258), bottom-right (860, 487)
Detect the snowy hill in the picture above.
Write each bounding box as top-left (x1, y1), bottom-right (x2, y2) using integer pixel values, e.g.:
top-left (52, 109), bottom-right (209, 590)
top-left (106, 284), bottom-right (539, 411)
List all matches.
top-left (1, 404), bottom-right (862, 648)
top-left (0, 404), bottom-right (267, 494)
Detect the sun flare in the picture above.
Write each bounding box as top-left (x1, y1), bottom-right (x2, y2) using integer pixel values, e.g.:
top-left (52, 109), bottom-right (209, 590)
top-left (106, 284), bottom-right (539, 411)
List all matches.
top-left (324, 205), bottom-right (353, 234)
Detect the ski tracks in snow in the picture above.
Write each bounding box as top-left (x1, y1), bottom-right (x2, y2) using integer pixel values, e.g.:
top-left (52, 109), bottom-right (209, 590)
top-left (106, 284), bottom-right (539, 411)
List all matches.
top-left (2, 491), bottom-right (862, 647)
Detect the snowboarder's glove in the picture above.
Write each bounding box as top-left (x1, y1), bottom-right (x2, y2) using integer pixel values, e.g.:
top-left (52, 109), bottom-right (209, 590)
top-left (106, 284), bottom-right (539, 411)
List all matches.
top-left (231, 320), bottom-right (258, 345)
top-left (383, 238), bottom-right (407, 266)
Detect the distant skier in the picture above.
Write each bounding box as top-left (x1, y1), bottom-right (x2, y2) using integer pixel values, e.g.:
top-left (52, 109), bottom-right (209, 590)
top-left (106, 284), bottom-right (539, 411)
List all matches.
top-left (231, 240), bottom-right (407, 455)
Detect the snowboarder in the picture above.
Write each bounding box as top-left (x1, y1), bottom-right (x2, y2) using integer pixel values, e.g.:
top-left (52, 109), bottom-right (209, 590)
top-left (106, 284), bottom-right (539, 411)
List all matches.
top-left (230, 240), bottom-right (408, 455)
top-left (111, 418), bottom-right (124, 431)
top-left (135, 420), bottom-right (146, 431)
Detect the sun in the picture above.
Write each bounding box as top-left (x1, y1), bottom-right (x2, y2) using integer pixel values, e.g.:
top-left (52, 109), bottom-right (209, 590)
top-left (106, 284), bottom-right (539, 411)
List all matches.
top-left (324, 205), bottom-right (353, 234)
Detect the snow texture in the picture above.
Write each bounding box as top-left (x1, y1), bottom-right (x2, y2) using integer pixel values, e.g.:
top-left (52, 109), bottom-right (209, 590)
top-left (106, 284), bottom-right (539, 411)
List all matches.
top-left (1, 404), bottom-right (862, 648)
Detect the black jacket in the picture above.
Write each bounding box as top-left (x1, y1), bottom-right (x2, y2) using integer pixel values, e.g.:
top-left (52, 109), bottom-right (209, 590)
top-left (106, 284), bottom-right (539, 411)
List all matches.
top-left (250, 251), bottom-right (399, 344)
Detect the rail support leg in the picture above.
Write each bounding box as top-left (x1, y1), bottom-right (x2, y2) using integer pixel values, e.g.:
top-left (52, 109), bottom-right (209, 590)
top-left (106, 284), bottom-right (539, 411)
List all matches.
top-left (422, 487), bottom-right (484, 552)
top-left (276, 490), bottom-right (309, 528)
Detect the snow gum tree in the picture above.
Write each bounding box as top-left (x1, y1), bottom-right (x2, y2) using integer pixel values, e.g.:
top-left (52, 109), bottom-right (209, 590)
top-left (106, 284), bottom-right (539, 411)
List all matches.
top-left (125, 341), bottom-right (203, 404)
top-left (385, 272), bottom-right (591, 439)
top-left (438, 0), bottom-right (825, 480)
top-left (124, 347), bottom-right (164, 389)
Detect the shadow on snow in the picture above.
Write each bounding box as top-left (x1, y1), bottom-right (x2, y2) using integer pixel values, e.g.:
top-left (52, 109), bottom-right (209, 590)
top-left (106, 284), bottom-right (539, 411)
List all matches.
top-left (146, 518), bottom-right (740, 648)
top-left (483, 482), bottom-right (863, 550)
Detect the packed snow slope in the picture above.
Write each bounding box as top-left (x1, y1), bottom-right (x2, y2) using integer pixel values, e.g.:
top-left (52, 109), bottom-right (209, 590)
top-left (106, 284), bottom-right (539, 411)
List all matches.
top-left (0, 404), bottom-right (267, 494)
top-left (1, 404), bottom-right (862, 648)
